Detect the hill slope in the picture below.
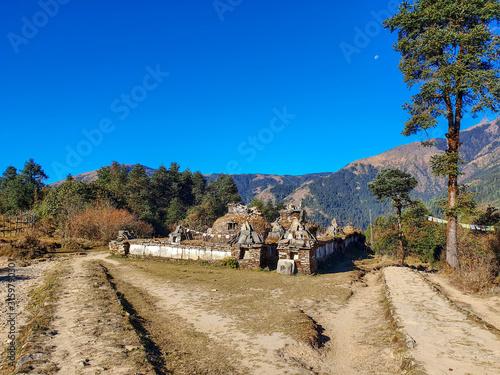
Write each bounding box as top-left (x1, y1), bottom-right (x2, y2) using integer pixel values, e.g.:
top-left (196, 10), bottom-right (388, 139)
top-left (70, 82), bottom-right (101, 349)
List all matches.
top-left (293, 119), bottom-right (500, 228)
top-left (52, 119), bottom-right (500, 229)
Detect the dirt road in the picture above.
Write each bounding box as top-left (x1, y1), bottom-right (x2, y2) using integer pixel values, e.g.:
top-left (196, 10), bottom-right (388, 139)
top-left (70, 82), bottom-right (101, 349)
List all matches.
top-left (2, 253), bottom-right (500, 375)
top-left (384, 266), bottom-right (500, 375)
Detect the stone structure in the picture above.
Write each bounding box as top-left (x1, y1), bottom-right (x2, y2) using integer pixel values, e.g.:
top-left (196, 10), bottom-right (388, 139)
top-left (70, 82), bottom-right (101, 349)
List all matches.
top-left (229, 221), bottom-right (268, 269)
top-left (278, 203), bottom-right (306, 231)
top-left (277, 217), bottom-right (318, 274)
top-left (109, 230), bottom-right (135, 256)
top-left (211, 204), bottom-right (271, 240)
top-left (326, 219), bottom-right (345, 237)
top-left (266, 221), bottom-right (285, 243)
top-left (168, 225), bottom-right (193, 244)
top-left (109, 204), bottom-right (365, 275)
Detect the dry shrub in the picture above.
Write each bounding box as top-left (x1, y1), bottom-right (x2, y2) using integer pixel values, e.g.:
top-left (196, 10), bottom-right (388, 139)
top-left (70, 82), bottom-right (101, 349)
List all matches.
top-left (0, 232), bottom-right (50, 259)
top-left (453, 227), bottom-right (500, 293)
top-left (34, 218), bottom-right (56, 237)
top-left (68, 201), bottom-right (153, 242)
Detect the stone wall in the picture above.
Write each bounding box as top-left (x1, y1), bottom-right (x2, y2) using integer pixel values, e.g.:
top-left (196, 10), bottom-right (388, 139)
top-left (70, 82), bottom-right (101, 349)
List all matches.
top-left (278, 246), bottom-right (318, 274)
top-left (127, 239), bottom-right (231, 261)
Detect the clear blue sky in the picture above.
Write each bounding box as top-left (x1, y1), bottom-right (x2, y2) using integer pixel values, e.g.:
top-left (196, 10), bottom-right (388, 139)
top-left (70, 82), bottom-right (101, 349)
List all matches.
top-left (0, 0), bottom-right (490, 183)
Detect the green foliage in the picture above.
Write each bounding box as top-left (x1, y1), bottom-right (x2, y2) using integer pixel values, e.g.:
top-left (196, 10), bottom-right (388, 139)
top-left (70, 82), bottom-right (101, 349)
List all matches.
top-left (0, 160), bottom-right (48, 214)
top-left (221, 256), bottom-right (239, 269)
top-left (430, 152), bottom-right (465, 178)
top-left (385, 0), bottom-right (500, 266)
top-left (206, 173), bottom-right (242, 218)
top-left (475, 205), bottom-right (500, 226)
top-left (165, 197), bottom-right (186, 228)
top-left (384, 1), bottom-right (500, 135)
top-left (368, 168), bottom-right (418, 208)
top-left (33, 161), bottom-right (243, 236)
top-left (371, 202), bottom-right (447, 263)
top-left (436, 185), bottom-right (477, 218)
top-left (249, 198), bottom-right (284, 222)
top-left (370, 215), bottom-right (399, 256)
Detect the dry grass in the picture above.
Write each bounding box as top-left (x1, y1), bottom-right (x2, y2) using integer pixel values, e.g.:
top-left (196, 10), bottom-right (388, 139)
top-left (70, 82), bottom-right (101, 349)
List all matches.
top-left (0, 233), bottom-right (50, 260)
top-left (3, 264), bottom-right (65, 375)
top-left (108, 273), bottom-right (241, 375)
top-left (113, 257), bottom-right (354, 344)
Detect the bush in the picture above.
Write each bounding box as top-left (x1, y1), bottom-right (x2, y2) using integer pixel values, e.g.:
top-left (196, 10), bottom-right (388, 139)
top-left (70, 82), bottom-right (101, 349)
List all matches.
top-left (220, 256), bottom-right (238, 269)
top-left (453, 228), bottom-right (500, 292)
top-left (0, 233), bottom-right (50, 259)
top-left (68, 201), bottom-right (153, 242)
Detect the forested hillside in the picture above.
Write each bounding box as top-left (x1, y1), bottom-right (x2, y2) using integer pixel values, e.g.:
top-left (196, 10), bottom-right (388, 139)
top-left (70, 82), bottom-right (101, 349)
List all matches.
top-left (49, 119), bottom-right (500, 230)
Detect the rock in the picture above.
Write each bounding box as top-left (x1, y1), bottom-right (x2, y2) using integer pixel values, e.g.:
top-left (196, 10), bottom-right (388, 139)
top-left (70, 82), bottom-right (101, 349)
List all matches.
top-left (277, 259), bottom-right (296, 276)
top-left (17, 352), bottom-right (45, 367)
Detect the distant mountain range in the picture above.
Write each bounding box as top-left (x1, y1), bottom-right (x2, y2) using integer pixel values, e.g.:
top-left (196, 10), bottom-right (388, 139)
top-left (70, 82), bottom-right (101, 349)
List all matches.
top-left (53, 119), bottom-right (500, 229)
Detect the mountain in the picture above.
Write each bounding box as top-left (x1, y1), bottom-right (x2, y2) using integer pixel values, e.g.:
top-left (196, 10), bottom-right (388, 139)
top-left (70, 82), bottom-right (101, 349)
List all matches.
top-left (204, 173), bottom-right (332, 204)
top-left (293, 119), bottom-right (500, 228)
top-left (51, 119), bottom-right (500, 229)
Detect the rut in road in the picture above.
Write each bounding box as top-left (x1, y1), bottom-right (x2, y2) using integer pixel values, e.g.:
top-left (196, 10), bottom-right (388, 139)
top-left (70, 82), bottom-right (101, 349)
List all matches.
top-left (281, 270), bottom-right (402, 375)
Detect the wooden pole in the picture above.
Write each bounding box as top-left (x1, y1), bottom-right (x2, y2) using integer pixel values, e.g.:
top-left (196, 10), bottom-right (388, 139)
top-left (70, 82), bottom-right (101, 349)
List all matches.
top-left (9, 216), bottom-right (12, 237)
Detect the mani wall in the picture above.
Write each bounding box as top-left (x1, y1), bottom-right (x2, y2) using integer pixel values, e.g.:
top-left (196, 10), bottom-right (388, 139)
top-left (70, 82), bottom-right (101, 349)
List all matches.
top-left (110, 204), bottom-right (366, 275)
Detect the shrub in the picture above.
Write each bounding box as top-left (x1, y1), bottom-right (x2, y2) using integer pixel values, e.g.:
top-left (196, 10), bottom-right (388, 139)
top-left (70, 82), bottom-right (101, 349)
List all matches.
top-left (220, 256), bottom-right (238, 269)
top-left (0, 232), bottom-right (50, 259)
top-left (68, 200), bottom-right (153, 242)
top-left (453, 228), bottom-right (500, 292)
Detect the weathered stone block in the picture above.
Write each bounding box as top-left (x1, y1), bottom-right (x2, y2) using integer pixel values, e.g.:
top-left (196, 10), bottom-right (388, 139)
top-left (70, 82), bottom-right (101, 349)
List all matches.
top-left (277, 259), bottom-right (296, 275)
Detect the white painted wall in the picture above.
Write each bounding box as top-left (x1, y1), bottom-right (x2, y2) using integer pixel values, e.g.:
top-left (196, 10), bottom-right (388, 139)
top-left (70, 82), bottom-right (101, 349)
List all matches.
top-left (129, 243), bottom-right (231, 261)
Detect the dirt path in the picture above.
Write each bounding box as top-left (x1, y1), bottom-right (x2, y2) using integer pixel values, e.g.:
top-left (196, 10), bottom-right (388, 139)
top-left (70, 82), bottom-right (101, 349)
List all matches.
top-left (325, 271), bottom-right (400, 374)
top-left (425, 272), bottom-right (500, 330)
top-left (47, 255), bottom-right (151, 374)
top-left (1, 258), bottom-right (58, 369)
top-left (6, 251), bottom-right (500, 375)
top-left (100, 254), bottom-right (304, 375)
top-left (281, 270), bottom-right (401, 375)
top-left (384, 266), bottom-right (500, 375)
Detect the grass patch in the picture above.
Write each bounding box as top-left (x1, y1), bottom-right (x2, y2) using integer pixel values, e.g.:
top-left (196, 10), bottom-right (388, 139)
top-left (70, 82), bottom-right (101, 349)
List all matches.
top-left (113, 256), bottom-right (355, 344)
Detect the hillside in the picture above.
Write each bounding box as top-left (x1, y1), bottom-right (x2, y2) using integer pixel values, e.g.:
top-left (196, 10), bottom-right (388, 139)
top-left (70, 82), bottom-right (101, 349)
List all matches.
top-left (50, 164), bottom-right (156, 186)
top-left (297, 119), bottom-right (500, 227)
top-left (204, 173), bottom-right (332, 204)
top-left (52, 119), bottom-right (500, 229)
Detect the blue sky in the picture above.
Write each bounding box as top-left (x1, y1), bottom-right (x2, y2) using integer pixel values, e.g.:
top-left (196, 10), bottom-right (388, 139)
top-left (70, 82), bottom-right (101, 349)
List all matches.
top-left (0, 0), bottom-right (492, 183)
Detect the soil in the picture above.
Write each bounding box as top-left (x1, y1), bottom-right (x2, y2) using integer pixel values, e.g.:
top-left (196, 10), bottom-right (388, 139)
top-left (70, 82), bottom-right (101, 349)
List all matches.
top-left (1, 252), bottom-right (499, 375)
top-left (384, 266), bottom-right (500, 375)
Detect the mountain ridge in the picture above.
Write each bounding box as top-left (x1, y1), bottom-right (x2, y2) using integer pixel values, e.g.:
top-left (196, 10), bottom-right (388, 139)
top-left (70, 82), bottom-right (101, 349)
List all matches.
top-left (51, 119), bottom-right (500, 228)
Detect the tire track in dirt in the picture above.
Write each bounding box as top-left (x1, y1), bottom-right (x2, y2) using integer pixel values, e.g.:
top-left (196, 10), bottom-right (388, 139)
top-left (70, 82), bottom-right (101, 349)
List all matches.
top-left (384, 266), bottom-right (500, 375)
top-left (100, 254), bottom-right (308, 375)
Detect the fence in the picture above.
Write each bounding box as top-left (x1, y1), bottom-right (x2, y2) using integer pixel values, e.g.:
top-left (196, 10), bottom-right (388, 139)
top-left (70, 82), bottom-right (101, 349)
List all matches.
top-left (0, 211), bottom-right (37, 237)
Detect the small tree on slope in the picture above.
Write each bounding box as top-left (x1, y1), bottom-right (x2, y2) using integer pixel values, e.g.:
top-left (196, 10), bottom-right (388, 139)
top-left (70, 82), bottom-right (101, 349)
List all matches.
top-left (369, 169), bottom-right (418, 266)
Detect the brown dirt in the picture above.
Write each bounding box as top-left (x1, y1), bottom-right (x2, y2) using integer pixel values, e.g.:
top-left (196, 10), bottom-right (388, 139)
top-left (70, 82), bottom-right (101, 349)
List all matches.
top-left (3, 251), bottom-right (500, 375)
top-left (384, 266), bottom-right (500, 375)
top-left (425, 272), bottom-right (500, 330)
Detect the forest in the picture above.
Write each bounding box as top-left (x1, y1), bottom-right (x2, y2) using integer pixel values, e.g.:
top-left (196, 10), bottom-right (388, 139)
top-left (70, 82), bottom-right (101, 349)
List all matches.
top-left (0, 159), bottom-right (245, 242)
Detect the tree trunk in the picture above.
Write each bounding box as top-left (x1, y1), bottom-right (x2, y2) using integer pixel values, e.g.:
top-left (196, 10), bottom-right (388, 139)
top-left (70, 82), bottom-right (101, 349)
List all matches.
top-left (446, 110), bottom-right (461, 269)
top-left (396, 205), bottom-right (404, 266)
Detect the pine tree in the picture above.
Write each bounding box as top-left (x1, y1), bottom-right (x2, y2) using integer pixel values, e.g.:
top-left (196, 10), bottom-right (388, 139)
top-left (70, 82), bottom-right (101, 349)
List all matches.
top-left (384, 0), bottom-right (500, 268)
